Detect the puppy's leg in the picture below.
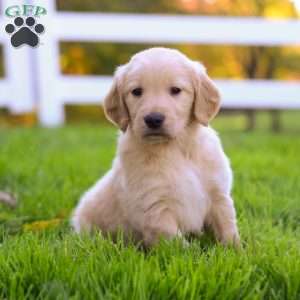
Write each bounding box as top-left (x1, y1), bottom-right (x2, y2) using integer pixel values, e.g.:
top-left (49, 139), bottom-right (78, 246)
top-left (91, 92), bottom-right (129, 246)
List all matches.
top-left (143, 208), bottom-right (182, 247)
top-left (209, 195), bottom-right (240, 246)
top-left (72, 171), bottom-right (123, 235)
top-left (72, 189), bottom-right (122, 235)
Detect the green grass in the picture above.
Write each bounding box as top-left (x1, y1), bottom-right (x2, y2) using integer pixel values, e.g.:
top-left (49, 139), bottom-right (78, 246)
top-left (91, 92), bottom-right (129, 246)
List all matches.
top-left (0, 115), bottom-right (299, 299)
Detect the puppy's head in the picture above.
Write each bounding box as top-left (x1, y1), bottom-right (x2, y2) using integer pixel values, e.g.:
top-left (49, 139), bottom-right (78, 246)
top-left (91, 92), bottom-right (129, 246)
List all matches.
top-left (104, 47), bottom-right (220, 142)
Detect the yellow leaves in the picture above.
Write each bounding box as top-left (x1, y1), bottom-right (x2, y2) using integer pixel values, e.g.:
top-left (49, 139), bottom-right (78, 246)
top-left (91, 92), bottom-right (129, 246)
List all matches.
top-left (264, 1), bottom-right (297, 18)
top-left (0, 112), bottom-right (37, 127)
top-left (2, 216), bottom-right (64, 235)
top-left (60, 45), bottom-right (91, 75)
top-left (23, 218), bottom-right (62, 232)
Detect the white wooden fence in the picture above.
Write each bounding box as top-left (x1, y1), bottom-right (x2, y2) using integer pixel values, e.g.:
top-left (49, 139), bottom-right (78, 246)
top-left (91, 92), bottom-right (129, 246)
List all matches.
top-left (0, 0), bottom-right (300, 126)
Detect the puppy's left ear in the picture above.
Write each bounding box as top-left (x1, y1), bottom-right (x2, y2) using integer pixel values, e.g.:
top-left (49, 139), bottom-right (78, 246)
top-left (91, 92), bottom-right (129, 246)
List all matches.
top-left (192, 62), bottom-right (221, 126)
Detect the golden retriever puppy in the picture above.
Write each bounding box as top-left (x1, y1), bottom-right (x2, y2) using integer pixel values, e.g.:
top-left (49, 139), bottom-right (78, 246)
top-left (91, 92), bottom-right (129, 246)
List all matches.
top-left (72, 47), bottom-right (240, 247)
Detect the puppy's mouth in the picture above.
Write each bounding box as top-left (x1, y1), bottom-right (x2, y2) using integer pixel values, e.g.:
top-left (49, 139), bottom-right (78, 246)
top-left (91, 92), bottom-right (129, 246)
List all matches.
top-left (143, 130), bottom-right (170, 142)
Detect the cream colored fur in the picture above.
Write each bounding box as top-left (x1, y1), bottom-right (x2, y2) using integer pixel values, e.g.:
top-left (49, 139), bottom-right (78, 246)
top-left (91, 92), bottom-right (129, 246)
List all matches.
top-left (72, 47), bottom-right (240, 247)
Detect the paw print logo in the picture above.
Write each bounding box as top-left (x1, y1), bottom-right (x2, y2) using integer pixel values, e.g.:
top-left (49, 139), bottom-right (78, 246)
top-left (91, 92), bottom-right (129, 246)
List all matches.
top-left (5, 17), bottom-right (45, 48)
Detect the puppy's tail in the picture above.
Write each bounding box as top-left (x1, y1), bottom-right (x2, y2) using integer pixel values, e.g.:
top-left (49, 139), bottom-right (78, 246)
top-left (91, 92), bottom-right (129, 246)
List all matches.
top-left (0, 191), bottom-right (17, 208)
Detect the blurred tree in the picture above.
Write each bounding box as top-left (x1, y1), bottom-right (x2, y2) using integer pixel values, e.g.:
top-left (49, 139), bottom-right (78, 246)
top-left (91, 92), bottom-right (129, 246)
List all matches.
top-left (228, 0), bottom-right (297, 79)
top-left (58, 0), bottom-right (300, 81)
top-left (57, 0), bottom-right (297, 17)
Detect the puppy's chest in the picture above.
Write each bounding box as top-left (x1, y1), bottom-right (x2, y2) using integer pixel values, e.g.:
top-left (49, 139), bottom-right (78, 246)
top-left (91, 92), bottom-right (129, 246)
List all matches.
top-left (123, 157), bottom-right (208, 231)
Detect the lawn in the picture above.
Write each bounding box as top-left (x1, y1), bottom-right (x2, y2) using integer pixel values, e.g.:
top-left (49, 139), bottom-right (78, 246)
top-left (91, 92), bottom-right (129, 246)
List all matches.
top-left (0, 114), bottom-right (299, 299)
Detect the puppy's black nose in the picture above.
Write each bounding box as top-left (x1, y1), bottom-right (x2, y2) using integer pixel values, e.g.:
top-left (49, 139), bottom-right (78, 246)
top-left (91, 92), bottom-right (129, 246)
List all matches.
top-left (144, 112), bottom-right (165, 129)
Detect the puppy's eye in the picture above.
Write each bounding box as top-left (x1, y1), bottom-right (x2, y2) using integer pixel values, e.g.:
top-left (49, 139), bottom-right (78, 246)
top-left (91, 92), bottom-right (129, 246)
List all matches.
top-left (131, 87), bottom-right (143, 97)
top-left (170, 87), bottom-right (182, 96)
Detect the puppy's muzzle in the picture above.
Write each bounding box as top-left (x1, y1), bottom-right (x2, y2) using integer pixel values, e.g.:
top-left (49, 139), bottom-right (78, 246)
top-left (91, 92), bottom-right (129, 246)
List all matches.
top-left (144, 112), bottom-right (165, 130)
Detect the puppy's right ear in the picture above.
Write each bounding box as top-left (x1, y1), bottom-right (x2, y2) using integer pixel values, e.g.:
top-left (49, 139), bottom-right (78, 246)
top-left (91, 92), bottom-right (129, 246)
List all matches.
top-left (104, 65), bottom-right (129, 132)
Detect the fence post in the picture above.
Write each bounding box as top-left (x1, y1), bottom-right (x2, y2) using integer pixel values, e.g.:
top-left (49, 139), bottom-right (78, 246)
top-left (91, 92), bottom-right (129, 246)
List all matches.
top-left (270, 110), bottom-right (281, 132)
top-left (245, 109), bottom-right (256, 131)
top-left (1, 0), bottom-right (35, 114)
top-left (34, 0), bottom-right (64, 126)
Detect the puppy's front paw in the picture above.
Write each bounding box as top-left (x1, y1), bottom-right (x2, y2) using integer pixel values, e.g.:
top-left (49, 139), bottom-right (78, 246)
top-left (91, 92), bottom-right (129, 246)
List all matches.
top-left (220, 230), bottom-right (240, 248)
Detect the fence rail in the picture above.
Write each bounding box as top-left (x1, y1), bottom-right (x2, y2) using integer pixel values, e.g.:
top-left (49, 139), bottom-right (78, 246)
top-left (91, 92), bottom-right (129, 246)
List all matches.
top-left (54, 13), bottom-right (300, 46)
top-left (0, 0), bottom-right (299, 126)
